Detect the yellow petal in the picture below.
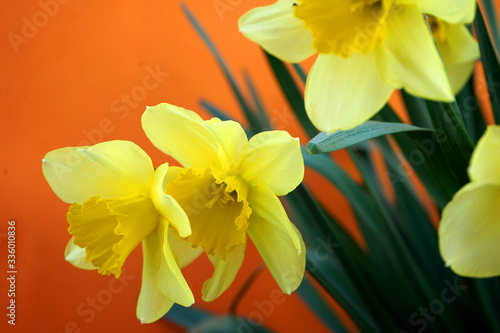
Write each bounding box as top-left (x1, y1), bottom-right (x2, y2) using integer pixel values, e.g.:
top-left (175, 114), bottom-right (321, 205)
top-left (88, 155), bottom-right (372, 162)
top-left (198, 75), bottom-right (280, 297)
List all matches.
top-left (68, 194), bottom-right (158, 278)
top-left (141, 103), bottom-right (220, 168)
top-left (64, 238), bottom-right (97, 270)
top-left (238, 0), bottom-right (315, 63)
top-left (248, 184), bottom-right (301, 254)
top-left (202, 244), bottom-right (246, 302)
top-left (248, 214), bottom-right (305, 293)
top-left (240, 131), bottom-right (304, 195)
top-left (468, 126), bottom-right (500, 185)
top-left (375, 5), bottom-right (454, 102)
top-left (135, 229), bottom-right (170, 322)
top-left (151, 163), bottom-right (191, 238)
top-left (168, 231), bottom-right (204, 269)
top-left (42, 140), bottom-right (154, 203)
top-left (156, 219), bottom-right (195, 307)
top-left (437, 24), bottom-right (479, 65)
top-left (439, 183), bottom-right (500, 277)
top-left (305, 53), bottom-right (394, 132)
top-left (205, 119), bottom-right (248, 173)
top-left (418, 0), bottom-right (476, 24)
top-left (436, 23), bottom-right (479, 94)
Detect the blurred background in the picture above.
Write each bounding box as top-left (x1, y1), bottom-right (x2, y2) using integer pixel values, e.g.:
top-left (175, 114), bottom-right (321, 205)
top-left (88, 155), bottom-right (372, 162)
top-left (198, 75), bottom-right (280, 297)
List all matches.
top-left (0, 1), bottom-right (357, 332)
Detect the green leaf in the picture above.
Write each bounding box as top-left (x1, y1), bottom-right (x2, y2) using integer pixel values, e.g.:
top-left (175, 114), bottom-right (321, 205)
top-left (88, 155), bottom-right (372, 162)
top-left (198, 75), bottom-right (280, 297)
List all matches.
top-left (181, 4), bottom-right (265, 135)
top-left (297, 278), bottom-right (350, 333)
top-left (306, 121), bottom-right (431, 154)
top-left (425, 101), bottom-right (475, 187)
top-left (190, 316), bottom-right (272, 333)
top-left (474, 5), bottom-right (500, 123)
top-left (478, 1), bottom-right (500, 62)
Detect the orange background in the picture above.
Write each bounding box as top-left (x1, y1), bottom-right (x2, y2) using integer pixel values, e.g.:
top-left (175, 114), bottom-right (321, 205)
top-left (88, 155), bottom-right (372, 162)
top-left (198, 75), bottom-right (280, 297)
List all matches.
top-left (0, 1), bottom-right (351, 332)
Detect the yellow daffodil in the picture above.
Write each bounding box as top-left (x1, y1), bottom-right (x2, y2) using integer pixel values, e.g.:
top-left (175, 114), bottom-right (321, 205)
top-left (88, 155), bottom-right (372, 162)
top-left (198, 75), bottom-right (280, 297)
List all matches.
top-left (142, 103), bottom-right (306, 300)
top-left (428, 16), bottom-right (480, 94)
top-left (439, 126), bottom-right (500, 277)
top-left (42, 140), bottom-right (196, 323)
top-left (238, 0), bottom-right (476, 132)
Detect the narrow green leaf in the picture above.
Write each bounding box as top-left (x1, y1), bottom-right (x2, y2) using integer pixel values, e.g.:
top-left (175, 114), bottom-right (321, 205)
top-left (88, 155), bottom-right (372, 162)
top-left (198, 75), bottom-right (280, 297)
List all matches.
top-left (199, 99), bottom-right (233, 121)
top-left (474, 5), bottom-right (500, 123)
top-left (297, 277), bottom-right (350, 333)
top-left (478, 1), bottom-right (500, 62)
top-left (307, 121), bottom-right (431, 154)
top-left (190, 316), bottom-right (272, 333)
top-left (164, 304), bottom-right (211, 328)
top-left (181, 4), bottom-right (263, 134)
top-left (455, 79), bottom-right (487, 143)
top-left (425, 101), bottom-right (475, 187)
top-left (402, 91), bottom-right (433, 128)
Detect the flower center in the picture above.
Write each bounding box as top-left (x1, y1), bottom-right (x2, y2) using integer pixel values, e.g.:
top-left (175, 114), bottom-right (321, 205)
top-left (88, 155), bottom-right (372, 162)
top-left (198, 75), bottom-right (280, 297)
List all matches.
top-left (165, 168), bottom-right (252, 259)
top-left (294, 0), bottom-right (397, 57)
top-left (67, 194), bottom-right (159, 278)
top-left (427, 15), bottom-right (448, 44)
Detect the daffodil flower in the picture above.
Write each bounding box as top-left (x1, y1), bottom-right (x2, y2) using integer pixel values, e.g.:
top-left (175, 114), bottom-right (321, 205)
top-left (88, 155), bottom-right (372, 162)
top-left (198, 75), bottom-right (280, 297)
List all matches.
top-left (428, 16), bottom-right (480, 94)
top-left (42, 140), bottom-right (196, 323)
top-left (238, 0), bottom-right (476, 132)
top-left (439, 126), bottom-right (500, 277)
top-left (142, 103), bottom-right (306, 301)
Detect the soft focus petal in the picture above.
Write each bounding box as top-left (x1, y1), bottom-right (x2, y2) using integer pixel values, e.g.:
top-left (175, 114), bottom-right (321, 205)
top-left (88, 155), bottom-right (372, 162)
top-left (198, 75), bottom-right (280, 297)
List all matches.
top-left (168, 232), bottom-right (204, 269)
top-left (438, 24), bottom-right (479, 64)
top-left (444, 62), bottom-right (475, 95)
top-left (151, 163), bottom-right (191, 238)
top-left (468, 126), bottom-right (500, 185)
top-left (202, 244), bottom-right (246, 302)
top-left (248, 184), bottom-right (301, 253)
top-left (249, 214), bottom-right (305, 293)
top-left (439, 184), bottom-right (500, 277)
top-left (142, 103), bottom-right (220, 168)
top-left (305, 53), bottom-right (394, 132)
top-left (375, 5), bottom-right (454, 101)
top-left (64, 238), bottom-right (97, 270)
top-left (437, 24), bottom-right (479, 94)
top-left (205, 119), bottom-right (248, 173)
top-left (42, 141), bottom-right (154, 203)
top-left (238, 0), bottom-right (315, 63)
top-left (240, 131), bottom-right (304, 196)
top-left (137, 219), bottom-right (194, 323)
top-left (418, 0), bottom-right (476, 24)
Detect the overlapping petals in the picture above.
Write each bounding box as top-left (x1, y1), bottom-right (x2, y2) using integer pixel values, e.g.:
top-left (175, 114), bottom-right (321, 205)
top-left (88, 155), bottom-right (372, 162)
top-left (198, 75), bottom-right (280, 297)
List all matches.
top-left (142, 103), bottom-right (305, 299)
top-left (42, 140), bottom-right (193, 323)
top-left (239, 0), bottom-right (476, 132)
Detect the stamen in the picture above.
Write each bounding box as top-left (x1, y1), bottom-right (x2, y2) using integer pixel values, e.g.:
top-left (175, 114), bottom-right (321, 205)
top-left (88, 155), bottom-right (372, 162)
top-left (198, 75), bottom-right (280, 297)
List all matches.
top-left (205, 183), bottom-right (236, 208)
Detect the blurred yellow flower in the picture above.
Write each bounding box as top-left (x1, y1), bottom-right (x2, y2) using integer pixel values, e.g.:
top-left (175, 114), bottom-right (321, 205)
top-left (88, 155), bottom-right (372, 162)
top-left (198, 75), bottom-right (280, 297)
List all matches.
top-left (42, 140), bottom-right (194, 323)
top-left (239, 0), bottom-right (476, 132)
top-left (428, 16), bottom-right (480, 94)
top-left (142, 103), bottom-right (306, 301)
top-left (439, 126), bottom-right (500, 277)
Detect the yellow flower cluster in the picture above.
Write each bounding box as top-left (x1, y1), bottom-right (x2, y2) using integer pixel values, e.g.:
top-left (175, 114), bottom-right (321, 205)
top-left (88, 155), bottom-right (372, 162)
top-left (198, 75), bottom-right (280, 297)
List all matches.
top-left (239, 0), bottom-right (478, 133)
top-left (42, 104), bottom-right (305, 323)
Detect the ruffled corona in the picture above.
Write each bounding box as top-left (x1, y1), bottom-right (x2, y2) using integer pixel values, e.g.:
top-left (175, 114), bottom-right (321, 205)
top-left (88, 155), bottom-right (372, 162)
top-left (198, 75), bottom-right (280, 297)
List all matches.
top-left (165, 168), bottom-right (252, 259)
top-left (67, 194), bottom-right (158, 278)
top-left (42, 140), bottom-right (194, 323)
top-left (294, 0), bottom-right (396, 57)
